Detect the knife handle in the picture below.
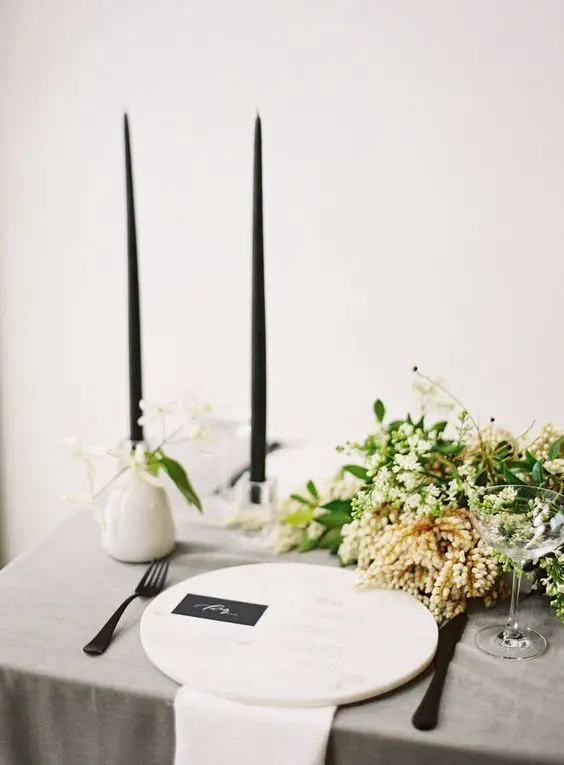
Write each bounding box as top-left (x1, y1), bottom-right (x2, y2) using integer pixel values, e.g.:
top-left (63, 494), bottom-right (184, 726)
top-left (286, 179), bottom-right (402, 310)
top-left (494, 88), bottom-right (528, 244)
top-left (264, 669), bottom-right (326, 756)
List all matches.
top-left (412, 661), bottom-right (449, 731)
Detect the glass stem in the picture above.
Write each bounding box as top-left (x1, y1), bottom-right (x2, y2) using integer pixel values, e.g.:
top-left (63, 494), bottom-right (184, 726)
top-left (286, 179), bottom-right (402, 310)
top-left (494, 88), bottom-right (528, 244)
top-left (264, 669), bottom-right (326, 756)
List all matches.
top-left (504, 570), bottom-right (522, 639)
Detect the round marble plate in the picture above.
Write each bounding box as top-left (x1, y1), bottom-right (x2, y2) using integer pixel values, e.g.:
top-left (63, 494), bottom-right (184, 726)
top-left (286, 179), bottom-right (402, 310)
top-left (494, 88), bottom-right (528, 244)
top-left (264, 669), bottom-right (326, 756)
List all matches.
top-left (140, 562), bottom-right (438, 707)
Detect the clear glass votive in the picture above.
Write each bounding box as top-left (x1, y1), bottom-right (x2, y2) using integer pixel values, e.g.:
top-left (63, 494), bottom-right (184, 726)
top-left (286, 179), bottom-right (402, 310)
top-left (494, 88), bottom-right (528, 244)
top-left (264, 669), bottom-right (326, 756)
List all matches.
top-left (227, 474), bottom-right (278, 542)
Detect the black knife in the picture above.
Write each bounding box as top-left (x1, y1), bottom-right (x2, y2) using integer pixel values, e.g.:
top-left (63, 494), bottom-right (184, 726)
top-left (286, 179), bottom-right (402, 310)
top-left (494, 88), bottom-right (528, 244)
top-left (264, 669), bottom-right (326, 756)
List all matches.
top-left (412, 612), bottom-right (468, 731)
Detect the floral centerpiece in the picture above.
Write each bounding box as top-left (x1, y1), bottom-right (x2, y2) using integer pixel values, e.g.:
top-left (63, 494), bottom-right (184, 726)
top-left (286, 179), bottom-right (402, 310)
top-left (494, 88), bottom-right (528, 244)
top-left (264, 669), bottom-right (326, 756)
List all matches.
top-left (273, 370), bottom-right (564, 623)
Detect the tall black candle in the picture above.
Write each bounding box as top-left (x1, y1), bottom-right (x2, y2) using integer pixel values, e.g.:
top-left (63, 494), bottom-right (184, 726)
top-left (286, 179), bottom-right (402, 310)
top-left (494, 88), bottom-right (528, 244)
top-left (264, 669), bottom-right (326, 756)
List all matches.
top-left (124, 114), bottom-right (144, 444)
top-left (250, 114), bottom-right (267, 483)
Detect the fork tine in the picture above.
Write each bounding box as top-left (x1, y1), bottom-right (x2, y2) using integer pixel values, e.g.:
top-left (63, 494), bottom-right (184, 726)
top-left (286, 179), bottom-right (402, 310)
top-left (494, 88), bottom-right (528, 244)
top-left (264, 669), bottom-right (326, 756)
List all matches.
top-left (137, 559), bottom-right (159, 589)
top-left (145, 560), bottom-right (162, 589)
top-left (153, 558), bottom-right (170, 591)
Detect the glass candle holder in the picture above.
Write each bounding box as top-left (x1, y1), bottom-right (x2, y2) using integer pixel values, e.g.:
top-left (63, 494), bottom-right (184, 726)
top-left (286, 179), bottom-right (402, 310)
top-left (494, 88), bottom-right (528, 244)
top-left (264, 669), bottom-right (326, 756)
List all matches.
top-left (225, 474), bottom-right (278, 542)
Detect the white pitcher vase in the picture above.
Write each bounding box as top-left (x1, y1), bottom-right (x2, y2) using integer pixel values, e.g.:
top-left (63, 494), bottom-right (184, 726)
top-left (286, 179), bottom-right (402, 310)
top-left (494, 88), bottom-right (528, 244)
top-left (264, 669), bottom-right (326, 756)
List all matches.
top-left (100, 470), bottom-right (176, 562)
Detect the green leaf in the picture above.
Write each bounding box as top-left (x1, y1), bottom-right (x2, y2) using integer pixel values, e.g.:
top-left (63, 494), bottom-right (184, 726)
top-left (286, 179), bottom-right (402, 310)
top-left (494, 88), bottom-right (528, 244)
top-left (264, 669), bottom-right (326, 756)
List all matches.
top-left (532, 460), bottom-right (544, 486)
top-left (318, 527), bottom-right (342, 550)
top-left (320, 499), bottom-right (352, 514)
top-left (306, 480), bottom-right (319, 500)
top-left (144, 456), bottom-right (160, 477)
top-left (387, 420), bottom-right (403, 431)
top-left (506, 460), bottom-right (532, 472)
top-left (436, 442), bottom-right (465, 456)
top-left (158, 454), bottom-right (202, 511)
top-left (298, 535), bottom-right (319, 552)
top-left (502, 464), bottom-right (527, 486)
top-left (342, 464), bottom-right (368, 481)
top-left (494, 441), bottom-right (513, 458)
top-left (525, 451), bottom-right (537, 468)
top-left (316, 510), bottom-right (351, 529)
top-left (284, 508), bottom-right (314, 526)
top-left (430, 421), bottom-right (448, 434)
top-left (373, 399), bottom-right (385, 423)
top-left (289, 493), bottom-right (314, 507)
top-left (549, 438), bottom-right (564, 461)
top-left (330, 540), bottom-right (341, 555)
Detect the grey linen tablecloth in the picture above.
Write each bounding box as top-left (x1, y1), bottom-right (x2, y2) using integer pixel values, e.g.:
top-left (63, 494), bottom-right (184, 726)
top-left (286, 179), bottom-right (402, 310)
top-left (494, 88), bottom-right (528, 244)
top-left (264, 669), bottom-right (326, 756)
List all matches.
top-left (0, 509), bottom-right (563, 765)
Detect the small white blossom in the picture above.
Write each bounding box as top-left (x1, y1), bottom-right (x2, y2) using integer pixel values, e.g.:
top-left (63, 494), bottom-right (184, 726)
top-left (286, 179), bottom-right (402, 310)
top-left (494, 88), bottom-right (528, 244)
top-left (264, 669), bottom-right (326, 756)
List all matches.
top-left (268, 524), bottom-right (302, 553)
top-left (137, 400), bottom-right (179, 426)
top-left (394, 453), bottom-right (420, 472)
top-left (307, 521), bottom-right (326, 541)
top-left (62, 437), bottom-right (107, 492)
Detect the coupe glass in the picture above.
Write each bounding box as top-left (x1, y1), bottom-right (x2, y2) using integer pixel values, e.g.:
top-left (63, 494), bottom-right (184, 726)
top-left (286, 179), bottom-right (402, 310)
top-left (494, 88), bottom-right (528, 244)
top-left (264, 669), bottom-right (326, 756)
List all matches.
top-left (469, 484), bottom-right (564, 660)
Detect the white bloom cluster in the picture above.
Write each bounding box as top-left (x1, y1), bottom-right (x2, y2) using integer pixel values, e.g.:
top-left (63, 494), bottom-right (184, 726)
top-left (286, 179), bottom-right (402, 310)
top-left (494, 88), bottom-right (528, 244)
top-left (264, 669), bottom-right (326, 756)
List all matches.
top-left (269, 523), bottom-right (302, 554)
top-left (353, 423), bottom-right (459, 520)
top-left (526, 423), bottom-right (562, 460)
top-left (338, 417), bottom-right (502, 621)
top-left (478, 486), bottom-right (518, 513)
top-left (545, 459), bottom-right (564, 475)
top-left (346, 506), bottom-right (499, 621)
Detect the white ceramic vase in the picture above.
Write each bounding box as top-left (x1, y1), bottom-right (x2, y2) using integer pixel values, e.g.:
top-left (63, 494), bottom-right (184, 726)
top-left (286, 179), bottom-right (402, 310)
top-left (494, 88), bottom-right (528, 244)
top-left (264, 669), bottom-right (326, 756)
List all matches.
top-left (100, 471), bottom-right (176, 562)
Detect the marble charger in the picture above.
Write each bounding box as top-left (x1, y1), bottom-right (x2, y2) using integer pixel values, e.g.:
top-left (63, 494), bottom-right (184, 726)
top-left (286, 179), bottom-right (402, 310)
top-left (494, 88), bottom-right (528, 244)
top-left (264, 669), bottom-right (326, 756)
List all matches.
top-left (140, 562), bottom-right (438, 707)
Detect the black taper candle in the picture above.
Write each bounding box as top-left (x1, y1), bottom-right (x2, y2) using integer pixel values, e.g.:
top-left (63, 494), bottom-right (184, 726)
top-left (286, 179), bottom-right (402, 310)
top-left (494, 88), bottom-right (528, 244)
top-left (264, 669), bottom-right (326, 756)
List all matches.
top-left (250, 114), bottom-right (267, 484)
top-left (124, 114), bottom-right (144, 444)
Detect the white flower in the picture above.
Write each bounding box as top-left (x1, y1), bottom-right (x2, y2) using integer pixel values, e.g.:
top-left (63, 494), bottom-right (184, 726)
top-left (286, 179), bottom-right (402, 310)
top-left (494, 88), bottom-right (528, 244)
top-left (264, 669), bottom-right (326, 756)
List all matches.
top-left (397, 471), bottom-right (419, 490)
top-left (137, 400), bottom-right (179, 426)
top-left (62, 437), bottom-right (107, 458)
top-left (404, 493), bottom-right (422, 510)
top-left (546, 459), bottom-right (564, 475)
top-left (108, 440), bottom-right (134, 464)
top-left (394, 453), bottom-right (420, 472)
top-left (162, 394), bottom-right (213, 447)
top-left (181, 392), bottom-right (212, 420)
top-left (137, 395), bottom-right (212, 445)
top-left (128, 444), bottom-right (164, 487)
top-left (447, 479), bottom-right (459, 505)
top-left (426, 484), bottom-right (440, 499)
top-left (307, 521), bottom-right (326, 541)
top-left (399, 423), bottom-right (414, 437)
top-left (498, 486), bottom-right (518, 503)
top-left (109, 441), bottom-right (164, 487)
top-left (268, 524), bottom-right (302, 554)
top-left (459, 462), bottom-right (476, 481)
top-left (62, 437), bottom-right (107, 492)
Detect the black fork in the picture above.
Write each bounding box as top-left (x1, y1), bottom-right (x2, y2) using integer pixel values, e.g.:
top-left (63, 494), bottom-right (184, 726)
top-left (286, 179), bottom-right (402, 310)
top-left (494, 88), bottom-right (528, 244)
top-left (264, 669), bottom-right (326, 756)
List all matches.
top-left (83, 557), bottom-right (170, 656)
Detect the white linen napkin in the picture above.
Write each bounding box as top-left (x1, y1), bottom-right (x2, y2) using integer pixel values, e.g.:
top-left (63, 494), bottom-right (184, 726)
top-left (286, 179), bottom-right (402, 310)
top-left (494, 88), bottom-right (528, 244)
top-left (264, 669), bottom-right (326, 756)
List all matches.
top-left (174, 687), bottom-right (336, 765)
top-left (174, 444), bottom-right (340, 765)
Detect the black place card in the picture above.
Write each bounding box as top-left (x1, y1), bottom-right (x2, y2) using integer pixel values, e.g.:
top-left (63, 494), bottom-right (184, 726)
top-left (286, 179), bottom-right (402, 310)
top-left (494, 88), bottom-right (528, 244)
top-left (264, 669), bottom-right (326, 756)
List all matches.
top-left (172, 593), bottom-right (268, 626)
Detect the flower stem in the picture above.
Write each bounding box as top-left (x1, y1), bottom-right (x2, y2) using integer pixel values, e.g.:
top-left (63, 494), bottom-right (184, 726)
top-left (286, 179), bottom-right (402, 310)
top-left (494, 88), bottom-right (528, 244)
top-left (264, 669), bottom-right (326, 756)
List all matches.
top-left (92, 466), bottom-right (128, 500)
top-left (91, 424), bottom-right (187, 500)
top-left (413, 368), bottom-right (493, 480)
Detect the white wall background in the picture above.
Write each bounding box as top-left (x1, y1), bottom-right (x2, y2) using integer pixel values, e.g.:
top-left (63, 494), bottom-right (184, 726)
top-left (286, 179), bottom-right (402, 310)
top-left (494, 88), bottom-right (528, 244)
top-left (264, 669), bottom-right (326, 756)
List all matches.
top-left (1, 0), bottom-right (564, 561)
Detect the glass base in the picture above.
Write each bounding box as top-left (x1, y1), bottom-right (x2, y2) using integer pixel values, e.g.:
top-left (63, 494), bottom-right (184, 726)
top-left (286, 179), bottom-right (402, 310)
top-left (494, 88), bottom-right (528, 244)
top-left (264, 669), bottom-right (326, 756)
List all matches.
top-left (221, 474), bottom-right (277, 545)
top-left (475, 624), bottom-right (547, 660)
